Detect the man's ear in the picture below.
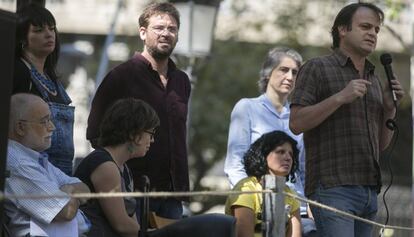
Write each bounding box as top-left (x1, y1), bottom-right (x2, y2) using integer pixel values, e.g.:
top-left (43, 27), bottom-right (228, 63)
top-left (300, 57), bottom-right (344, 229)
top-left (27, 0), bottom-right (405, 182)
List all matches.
top-left (139, 26), bottom-right (146, 41)
top-left (15, 121), bottom-right (26, 137)
top-left (338, 26), bottom-right (347, 37)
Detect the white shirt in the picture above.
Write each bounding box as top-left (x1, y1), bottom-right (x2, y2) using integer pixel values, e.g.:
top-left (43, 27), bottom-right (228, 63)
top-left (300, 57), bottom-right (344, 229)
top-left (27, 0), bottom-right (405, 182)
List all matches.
top-left (5, 139), bottom-right (81, 237)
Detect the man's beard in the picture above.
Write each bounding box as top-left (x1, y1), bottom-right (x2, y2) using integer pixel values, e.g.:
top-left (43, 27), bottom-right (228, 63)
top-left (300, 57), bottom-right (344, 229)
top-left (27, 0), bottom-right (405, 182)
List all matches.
top-left (147, 44), bottom-right (174, 60)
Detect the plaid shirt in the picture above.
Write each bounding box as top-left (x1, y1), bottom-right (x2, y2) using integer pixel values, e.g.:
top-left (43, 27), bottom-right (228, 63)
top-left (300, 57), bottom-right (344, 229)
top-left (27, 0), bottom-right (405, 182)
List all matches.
top-left (291, 50), bottom-right (384, 196)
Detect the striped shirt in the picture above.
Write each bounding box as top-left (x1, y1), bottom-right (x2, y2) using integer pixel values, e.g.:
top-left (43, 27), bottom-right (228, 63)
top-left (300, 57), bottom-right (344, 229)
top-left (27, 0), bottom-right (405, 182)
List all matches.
top-left (290, 49), bottom-right (383, 196)
top-left (5, 139), bottom-right (81, 237)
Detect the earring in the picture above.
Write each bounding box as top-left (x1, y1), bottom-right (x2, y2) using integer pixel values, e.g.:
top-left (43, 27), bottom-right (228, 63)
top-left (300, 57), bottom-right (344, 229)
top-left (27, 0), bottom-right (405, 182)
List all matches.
top-left (127, 142), bottom-right (135, 154)
top-left (21, 42), bottom-right (26, 50)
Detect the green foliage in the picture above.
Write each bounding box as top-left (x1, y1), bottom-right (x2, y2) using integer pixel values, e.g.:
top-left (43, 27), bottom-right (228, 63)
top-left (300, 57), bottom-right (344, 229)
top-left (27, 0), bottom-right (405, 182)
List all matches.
top-left (188, 40), bottom-right (271, 181)
top-left (272, 3), bottom-right (312, 47)
top-left (384, 0), bottom-right (407, 21)
top-left (178, 41), bottom-right (275, 212)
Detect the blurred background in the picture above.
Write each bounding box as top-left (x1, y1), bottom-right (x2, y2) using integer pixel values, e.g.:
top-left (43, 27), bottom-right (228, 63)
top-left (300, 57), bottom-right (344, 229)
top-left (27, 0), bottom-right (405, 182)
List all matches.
top-left (1, 0), bottom-right (412, 236)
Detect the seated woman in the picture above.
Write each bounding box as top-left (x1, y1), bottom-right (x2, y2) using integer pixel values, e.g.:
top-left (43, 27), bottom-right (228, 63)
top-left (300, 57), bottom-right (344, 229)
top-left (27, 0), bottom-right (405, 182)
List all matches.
top-left (74, 98), bottom-right (159, 237)
top-left (225, 131), bottom-right (302, 237)
top-left (75, 98), bottom-right (236, 237)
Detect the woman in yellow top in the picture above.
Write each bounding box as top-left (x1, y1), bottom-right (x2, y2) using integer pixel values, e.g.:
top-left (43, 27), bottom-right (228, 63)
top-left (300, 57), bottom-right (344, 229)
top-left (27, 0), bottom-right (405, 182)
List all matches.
top-left (225, 131), bottom-right (301, 237)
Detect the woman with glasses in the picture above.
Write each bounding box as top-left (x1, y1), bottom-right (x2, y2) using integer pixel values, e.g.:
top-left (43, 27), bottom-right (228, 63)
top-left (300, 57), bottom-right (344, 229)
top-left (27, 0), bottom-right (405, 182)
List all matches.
top-left (75, 98), bottom-right (236, 237)
top-left (74, 98), bottom-right (159, 237)
top-left (13, 4), bottom-right (75, 175)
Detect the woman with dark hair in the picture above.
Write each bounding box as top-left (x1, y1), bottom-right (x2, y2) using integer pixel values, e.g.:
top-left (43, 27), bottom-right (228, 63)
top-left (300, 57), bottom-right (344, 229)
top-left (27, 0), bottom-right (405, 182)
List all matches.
top-left (13, 4), bottom-right (74, 175)
top-left (75, 98), bottom-right (235, 237)
top-left (74, 98), bottom-right (159, 237)
top-left (224, 47), bottom-right (316, 236)
top-left (225, 131), bottom-right (301, 237)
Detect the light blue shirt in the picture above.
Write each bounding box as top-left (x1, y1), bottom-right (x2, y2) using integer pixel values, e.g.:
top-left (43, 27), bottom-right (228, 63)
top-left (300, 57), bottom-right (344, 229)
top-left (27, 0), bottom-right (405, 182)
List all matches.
top-left (5, 139), bottom-right (82, 237)
top-left (224, 94), bottom-right (307, 214)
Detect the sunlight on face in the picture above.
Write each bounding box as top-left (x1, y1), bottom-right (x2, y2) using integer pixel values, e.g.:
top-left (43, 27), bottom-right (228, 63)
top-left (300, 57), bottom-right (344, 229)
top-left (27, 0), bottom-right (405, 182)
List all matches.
top-left (266, 142), bottom-right (293, 177)
top-left (266, 57), bottom-right (299, 96)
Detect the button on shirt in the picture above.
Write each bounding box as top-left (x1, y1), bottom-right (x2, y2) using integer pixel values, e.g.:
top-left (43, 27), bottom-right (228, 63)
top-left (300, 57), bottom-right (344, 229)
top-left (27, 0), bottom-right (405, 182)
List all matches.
top-left (5, 139), bottom-right (81, 237)
top-left (224, 94), bottom-right (307, 214)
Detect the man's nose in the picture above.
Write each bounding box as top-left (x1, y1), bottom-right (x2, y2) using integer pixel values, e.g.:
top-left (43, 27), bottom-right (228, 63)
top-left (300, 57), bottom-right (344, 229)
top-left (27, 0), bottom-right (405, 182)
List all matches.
top-left (45, 28), bottom-right (54, 37)
top-left (48, 121), bottom-right (56, 131)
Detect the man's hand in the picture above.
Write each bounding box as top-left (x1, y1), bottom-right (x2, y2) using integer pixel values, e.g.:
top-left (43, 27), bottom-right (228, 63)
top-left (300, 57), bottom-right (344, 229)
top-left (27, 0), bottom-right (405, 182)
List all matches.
top-left (336, 79), bottom-right (372, 104)
top-left (60, 183), bottom-right (90, 205)
top-left (60, 184), bottom-right (75, 194)
top-left (383, 78), bottom-right (404, 112)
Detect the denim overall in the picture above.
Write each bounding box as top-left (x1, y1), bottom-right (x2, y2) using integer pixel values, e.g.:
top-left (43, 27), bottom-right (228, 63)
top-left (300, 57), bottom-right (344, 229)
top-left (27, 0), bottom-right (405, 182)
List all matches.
top-left (29, 71), bottom-right (75, 176)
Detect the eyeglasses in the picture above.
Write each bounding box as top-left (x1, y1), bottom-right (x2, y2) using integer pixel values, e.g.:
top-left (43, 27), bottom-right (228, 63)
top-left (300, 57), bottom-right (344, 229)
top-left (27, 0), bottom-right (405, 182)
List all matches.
top-left (19, 117), bottom-right (53, 128)
top-left (148, 26), bottom-right (178, 36)
top-left (144, 130), bottom-right (156, 139)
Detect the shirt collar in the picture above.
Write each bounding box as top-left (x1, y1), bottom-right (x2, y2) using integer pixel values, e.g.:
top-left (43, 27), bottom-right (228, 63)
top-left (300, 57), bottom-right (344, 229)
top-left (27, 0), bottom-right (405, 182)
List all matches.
top-left (333, 49), bottom-right (376, 73)
top-left (333, 49), bottom-right (349, 67)
top-left (38, 152), bottom-right (49, 167)
top-left (133, 52), bottom-right (177, 72)
top-left (259, 94), bottom-right (290, 118)
top-left (8, 139), bottom-right (46, 163)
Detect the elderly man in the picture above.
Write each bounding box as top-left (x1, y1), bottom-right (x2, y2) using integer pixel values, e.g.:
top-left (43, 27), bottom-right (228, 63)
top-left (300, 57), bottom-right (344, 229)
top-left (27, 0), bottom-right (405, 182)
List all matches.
top-left (5, 93), bottom-right (90, 237)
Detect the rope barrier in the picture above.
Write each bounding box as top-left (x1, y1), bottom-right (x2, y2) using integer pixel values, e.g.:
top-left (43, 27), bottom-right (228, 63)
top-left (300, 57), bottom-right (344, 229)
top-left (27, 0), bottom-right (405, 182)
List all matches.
top-left (283, 191), bottom-right (414, 231)
top-left (0, 190), bottom-right (273, 200)
top-left (2, 189), bottom-right (413, 232)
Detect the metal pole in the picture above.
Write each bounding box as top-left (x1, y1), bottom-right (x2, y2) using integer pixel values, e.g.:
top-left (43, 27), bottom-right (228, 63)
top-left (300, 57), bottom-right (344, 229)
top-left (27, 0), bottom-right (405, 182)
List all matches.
top-left (94, 0), bottom-right (124, 91)
top-left (411, 2), bottom-right (414, 231)
top-left (188, 1), bottom-right (194, 57)
top-left (185, 0), bottom-right (195, 149)
top-left (262, 175), bottom-right (285, 237)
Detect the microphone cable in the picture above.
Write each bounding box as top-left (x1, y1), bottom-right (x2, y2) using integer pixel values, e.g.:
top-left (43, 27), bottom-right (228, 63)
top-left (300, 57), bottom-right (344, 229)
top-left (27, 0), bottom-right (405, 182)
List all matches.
top-left (378, 101), bottom-right (399, 237)
top-left (378, 53), bottom-right (400, 236)
top-left (382, 108), bottom-right (399, 227)
top-left (364, 87), bottom-right (399, 237)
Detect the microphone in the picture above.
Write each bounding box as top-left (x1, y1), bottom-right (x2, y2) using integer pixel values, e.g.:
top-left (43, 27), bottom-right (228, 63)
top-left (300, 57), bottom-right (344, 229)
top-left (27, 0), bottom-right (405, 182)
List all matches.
top-left (380, 53), bottom-right (397, 130)
top-left (380, 53), bottom-right (397, 103)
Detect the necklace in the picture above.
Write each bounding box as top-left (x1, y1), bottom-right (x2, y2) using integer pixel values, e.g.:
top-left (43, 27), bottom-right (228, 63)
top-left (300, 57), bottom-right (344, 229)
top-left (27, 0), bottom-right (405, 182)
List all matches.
top-left (30, 65), bottom-right (58, 96)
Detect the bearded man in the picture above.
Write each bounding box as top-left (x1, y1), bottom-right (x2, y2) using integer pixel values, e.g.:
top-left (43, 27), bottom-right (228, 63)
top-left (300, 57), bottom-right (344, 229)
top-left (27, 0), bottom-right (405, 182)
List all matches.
top-left (87, 2), bottom-right (190, 220)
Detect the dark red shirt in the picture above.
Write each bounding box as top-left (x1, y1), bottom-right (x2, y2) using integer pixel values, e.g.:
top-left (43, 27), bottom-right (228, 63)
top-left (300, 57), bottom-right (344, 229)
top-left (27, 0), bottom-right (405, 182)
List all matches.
top-left (87, 53), bottom-right (191, 196)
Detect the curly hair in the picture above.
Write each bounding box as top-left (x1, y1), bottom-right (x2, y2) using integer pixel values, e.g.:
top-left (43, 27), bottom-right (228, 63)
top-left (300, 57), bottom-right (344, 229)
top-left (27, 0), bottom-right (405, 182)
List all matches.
top-left (331, 2), bottom-right (383, 49)
top-left (98, 98), bottom-right (160, 147)
top-left (139, 2), bottom-right (180, 29)
top-left (16, 4), bottom-right (60, 80)
top-left (243, 131), bottom-right (299, 182)
top-left (258, 47), bottom-right (302, 94)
